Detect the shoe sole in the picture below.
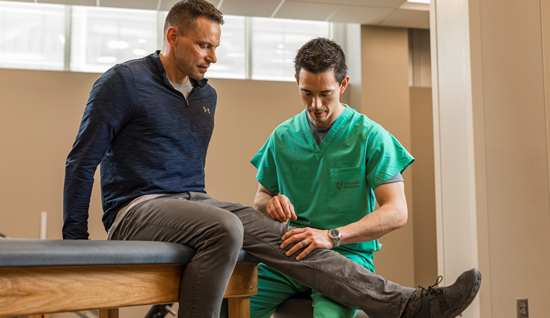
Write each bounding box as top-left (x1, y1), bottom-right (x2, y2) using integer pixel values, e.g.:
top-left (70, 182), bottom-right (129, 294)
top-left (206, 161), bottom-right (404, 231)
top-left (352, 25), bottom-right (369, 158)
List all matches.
top-left (447, 268), bottom-right (482, 318)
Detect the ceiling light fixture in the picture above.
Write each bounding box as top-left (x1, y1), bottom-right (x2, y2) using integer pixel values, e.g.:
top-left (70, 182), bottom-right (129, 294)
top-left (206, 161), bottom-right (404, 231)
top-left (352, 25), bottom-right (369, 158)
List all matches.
top-left (402, 0), bottom-right (430, 11)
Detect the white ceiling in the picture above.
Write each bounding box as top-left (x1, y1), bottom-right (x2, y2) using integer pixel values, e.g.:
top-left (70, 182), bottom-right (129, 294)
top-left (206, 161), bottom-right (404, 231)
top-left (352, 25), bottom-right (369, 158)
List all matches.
top-left (4, 0), bottom-right (430, 29)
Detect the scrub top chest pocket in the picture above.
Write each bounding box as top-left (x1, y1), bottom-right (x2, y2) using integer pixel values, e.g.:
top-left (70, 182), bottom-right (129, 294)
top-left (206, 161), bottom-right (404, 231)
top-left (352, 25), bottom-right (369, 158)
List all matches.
top-left (328, 166), bottom-right (368, 215)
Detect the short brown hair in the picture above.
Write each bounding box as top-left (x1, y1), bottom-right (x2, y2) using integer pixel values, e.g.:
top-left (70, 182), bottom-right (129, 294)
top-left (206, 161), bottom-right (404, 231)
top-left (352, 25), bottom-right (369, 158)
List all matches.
top-left (295, 38), bottom-right (347, 84)
top-left (163, 0), bottom-right (224, 38)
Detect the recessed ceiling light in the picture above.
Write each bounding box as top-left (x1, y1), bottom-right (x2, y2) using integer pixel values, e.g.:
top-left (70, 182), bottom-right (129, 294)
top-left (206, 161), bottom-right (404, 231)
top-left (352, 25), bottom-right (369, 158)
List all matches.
top-left (401, 0), bottom-right (430, 10)
top-left (118, 41), bottom-right (129, 49)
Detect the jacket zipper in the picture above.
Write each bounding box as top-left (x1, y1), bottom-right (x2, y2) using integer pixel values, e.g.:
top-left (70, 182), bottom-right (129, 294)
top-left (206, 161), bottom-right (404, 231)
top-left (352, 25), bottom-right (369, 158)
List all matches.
top-left (185, 99), bottom-right (193, 133)
top-left (185, 88), bottom-right (195, 133)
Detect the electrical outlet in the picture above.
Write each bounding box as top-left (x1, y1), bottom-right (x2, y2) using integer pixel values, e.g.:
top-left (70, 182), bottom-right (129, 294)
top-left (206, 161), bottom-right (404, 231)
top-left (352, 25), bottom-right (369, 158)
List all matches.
top-left (517, 298), bottom-right (529, 318)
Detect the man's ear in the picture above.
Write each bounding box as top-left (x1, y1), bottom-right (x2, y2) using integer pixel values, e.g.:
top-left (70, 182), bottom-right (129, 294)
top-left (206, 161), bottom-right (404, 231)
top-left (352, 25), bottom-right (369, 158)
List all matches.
top-left (339, 76), bottom-right (350, 94)
top-left (166, 26), bottom-right (179, 47)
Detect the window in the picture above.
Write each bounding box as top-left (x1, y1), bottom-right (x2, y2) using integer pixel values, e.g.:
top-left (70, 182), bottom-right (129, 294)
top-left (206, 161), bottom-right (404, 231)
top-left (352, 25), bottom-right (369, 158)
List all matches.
top-left (0, 2), bottom-right (65, 71)
top-left (70, 6), bottom-right (158, 73)
top-left (0, 2), bottom-right (335, 82)
top-left (251, 17), bottom-right (331, 81)
top-left (208, 15), bottom-right (246, 79)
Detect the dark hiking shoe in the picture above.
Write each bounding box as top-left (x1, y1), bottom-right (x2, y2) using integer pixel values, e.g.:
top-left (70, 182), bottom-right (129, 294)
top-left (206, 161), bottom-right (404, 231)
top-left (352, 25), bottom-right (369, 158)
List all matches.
top-left (402, 268), bottom-right (482, 318)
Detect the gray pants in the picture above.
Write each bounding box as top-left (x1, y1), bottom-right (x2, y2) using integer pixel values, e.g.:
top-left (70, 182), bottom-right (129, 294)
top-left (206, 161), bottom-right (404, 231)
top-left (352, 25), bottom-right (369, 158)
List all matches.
top-left (109, 192), bottom-right (414, 318)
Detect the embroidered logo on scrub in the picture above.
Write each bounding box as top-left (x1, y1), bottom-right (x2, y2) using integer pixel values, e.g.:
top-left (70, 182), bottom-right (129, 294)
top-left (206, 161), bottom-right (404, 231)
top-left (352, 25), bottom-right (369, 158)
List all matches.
top-left (335, 181), bottom-right (360, 190)
top-left (203, 106), bottom-right (211, 114)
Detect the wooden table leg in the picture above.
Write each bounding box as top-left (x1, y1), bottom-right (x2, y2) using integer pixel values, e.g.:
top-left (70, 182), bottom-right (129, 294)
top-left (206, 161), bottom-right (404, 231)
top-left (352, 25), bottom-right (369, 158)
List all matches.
top-left (98, 309), bottom-right (119, 318)
top-left (228, 297), bottom-right (250, 318)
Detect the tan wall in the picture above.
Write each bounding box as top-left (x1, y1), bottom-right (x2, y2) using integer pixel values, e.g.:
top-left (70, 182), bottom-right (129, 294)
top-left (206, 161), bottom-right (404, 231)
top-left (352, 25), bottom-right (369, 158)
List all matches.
top-left (0, 69), bottom-right (104, 240)
top-left (204, 78), bottom-right (302, 205)
top-left (432, 0), bottom-right (550, 317)
top-left (361, 25), bottom-right (416, 288)
top-left (410, 87), bottom-right (437, 288)
top-left (476, 0), bottom-right (550, 316)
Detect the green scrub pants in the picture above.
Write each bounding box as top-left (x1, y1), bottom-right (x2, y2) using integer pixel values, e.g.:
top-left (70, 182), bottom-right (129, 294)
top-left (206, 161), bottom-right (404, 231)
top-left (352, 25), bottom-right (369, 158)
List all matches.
top-left (251, 253), bottom-right (374, 318)
top-left (219, 263), bottom-right (358, 318)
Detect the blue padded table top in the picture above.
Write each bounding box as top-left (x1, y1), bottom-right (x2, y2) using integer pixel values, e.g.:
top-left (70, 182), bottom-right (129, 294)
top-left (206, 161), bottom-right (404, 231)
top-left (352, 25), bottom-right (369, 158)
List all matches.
top-left (237, 249), bottom-right (259, 263)
top-left (0, 239), bottom-right (258, 268)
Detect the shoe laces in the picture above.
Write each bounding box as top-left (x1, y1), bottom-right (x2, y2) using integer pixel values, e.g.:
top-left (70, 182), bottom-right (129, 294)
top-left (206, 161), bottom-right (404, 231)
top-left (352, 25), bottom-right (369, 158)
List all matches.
top-left (419, 275), bottom-right (443, 296)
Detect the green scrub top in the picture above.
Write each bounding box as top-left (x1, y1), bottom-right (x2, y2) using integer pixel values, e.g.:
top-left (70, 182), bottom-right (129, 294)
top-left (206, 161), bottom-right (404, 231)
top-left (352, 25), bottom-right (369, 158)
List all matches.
top-left (250, 106), bottom-right (414, 269)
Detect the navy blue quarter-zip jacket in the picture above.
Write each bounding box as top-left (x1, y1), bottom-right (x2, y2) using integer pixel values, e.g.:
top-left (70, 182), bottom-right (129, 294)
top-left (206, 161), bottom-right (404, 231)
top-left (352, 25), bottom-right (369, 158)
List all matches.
top-left (63, 51), bottom-right (217, 239)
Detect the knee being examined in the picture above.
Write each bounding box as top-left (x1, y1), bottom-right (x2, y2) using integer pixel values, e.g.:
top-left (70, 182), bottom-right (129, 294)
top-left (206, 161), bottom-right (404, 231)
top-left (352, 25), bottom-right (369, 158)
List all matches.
top-left (215, 213), bottom-right (244, 248)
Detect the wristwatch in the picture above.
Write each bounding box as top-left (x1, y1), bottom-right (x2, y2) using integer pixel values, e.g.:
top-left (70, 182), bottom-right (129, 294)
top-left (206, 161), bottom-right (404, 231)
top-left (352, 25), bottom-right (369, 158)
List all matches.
top-left (327, 229), bottom-right (341, 247)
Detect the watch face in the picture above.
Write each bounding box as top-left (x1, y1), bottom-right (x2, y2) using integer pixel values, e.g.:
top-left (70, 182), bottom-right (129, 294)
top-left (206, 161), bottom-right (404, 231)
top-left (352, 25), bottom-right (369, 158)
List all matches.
top-left (329, 229), bottom-right (340, 239)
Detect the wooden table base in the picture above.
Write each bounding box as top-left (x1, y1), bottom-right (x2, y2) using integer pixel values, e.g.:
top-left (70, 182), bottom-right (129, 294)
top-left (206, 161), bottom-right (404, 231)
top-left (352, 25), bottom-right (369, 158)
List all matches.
top-left (0, 263), bottom-right (257, 318)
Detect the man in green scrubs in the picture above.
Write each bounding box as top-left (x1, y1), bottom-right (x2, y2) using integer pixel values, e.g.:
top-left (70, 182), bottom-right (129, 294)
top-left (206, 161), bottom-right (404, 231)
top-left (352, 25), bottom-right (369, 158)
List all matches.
top-left (250, 38), bottom-right (415, 318)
